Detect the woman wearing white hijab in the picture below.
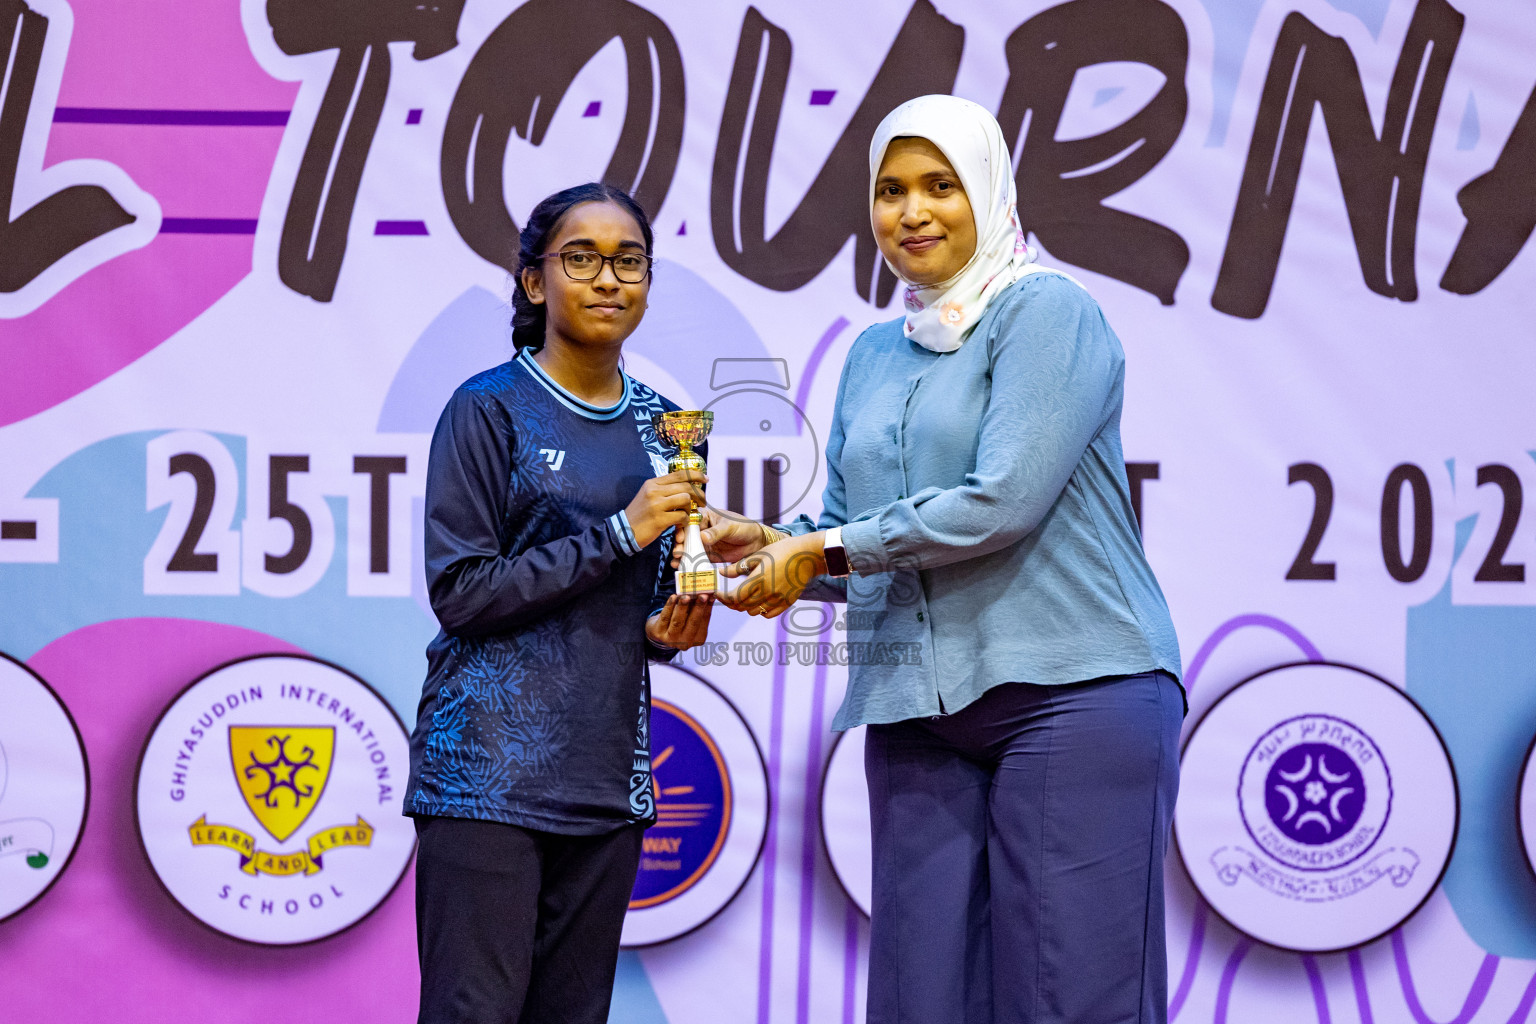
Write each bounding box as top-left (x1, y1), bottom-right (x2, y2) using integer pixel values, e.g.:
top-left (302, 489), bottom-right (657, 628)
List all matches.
top-left (711, 94), bottom-right (1183, 1022)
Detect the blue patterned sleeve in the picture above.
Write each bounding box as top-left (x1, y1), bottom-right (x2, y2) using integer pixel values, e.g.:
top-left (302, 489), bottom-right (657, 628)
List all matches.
top-left (424, 388), bottom-right (627, 637)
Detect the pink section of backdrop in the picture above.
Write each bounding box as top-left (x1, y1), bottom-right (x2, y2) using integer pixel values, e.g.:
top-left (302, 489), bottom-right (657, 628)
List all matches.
top-left (1, 0), bottom-right (297, 426)
top-left (53, 1), bottom-right (297, 110)
top-left (0, 619), bottom-right (419, 1023)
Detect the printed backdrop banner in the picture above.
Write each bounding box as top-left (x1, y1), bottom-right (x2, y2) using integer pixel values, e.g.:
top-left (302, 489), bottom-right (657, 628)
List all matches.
top-left (1, 0), bottom-right (1534, 1021)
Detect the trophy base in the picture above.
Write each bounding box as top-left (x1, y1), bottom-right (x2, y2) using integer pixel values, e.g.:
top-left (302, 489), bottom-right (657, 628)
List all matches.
top-left (676, 569), bottom-right (718, 595)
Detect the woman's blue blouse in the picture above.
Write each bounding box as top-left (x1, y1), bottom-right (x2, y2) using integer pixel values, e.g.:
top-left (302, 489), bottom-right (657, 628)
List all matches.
top-left (786, 273), bottom-right (1182, 730)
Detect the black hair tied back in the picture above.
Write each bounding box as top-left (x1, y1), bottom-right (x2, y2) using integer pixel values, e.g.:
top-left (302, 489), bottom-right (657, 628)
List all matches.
top-left (510, 182), bottom-right (655, 352)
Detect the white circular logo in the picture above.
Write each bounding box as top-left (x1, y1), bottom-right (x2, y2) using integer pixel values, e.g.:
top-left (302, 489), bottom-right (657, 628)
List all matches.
top-left (820, 726), bottom-right (871, 917)
top-left (620, 664), bottom-right (767, 947)
top-left (134, 655), bottom-right (415, 945)
top-left (0, 654), bottom-right (89, 922)
top-left (1176, 662), bottom-right (1457, 952)
top-left (1519, 732), bottom-right (1536, 881)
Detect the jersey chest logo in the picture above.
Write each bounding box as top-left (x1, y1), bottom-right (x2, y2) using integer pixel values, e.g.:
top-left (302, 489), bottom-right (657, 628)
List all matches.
top-left (538, 448), bottom-right (567, 471)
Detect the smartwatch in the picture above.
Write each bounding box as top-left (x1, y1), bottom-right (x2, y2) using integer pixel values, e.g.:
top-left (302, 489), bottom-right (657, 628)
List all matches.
top-left (823, 527), bottom-right (851, 578)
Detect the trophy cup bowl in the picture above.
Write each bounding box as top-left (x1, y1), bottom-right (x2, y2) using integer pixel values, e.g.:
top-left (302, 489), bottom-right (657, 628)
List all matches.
top-left (654, 410), bottom-right (713, 474)
top-left (653, 410), bottom-right (716, 595)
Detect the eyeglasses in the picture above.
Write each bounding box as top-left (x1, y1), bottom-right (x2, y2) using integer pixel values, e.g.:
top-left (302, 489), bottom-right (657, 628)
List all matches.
top-left (536, 250), bottom-right (653, 283)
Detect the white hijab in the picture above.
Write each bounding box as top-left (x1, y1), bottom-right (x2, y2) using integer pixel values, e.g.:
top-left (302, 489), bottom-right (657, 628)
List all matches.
top-left (869, 94), bottom-right (1076, 353)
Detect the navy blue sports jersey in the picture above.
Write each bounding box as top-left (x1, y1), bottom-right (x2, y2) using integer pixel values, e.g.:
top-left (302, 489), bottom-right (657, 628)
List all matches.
top-left (404, 347), bottom-right (696, 834)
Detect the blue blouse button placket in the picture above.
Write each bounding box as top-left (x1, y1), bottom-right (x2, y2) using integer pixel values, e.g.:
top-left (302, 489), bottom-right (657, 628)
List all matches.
top-left (893, 377), bottom-right (920, 500)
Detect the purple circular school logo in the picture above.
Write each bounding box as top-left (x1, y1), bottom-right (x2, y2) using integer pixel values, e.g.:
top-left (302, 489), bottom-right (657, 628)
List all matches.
top-left (1263, 743), bottom-right (1366, 845)
top-left (628, 699), bottom-right (732, 909)
top-left (1239, 715), bottom-right (1391, 872)
top-left (1177, 662), bottom-right (1457, 952)
top-left (619, 666), bottom-right (769, 948)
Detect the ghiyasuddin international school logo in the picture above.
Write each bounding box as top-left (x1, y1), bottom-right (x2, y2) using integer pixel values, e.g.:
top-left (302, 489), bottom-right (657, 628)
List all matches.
top-left (621, 666), bottom-right (768, 947)
top-left (1176, 662), bottom-right (1457, 953)
top-left (136, 655), bottom-right (415, 945)
top-left (187, 726), bottom-right (373, 877)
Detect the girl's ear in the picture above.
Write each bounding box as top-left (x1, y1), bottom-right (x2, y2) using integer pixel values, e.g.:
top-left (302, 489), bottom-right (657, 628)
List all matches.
top-left (521, 266), bottom-right (546, 305)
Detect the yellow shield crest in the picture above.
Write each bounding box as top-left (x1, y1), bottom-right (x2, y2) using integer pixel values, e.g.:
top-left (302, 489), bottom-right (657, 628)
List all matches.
top-left (228, 726), bottom-right (335, 843)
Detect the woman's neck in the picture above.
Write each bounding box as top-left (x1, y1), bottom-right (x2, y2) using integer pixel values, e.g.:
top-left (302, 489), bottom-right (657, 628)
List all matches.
top-left (532, 337), bottom-right (626, 406)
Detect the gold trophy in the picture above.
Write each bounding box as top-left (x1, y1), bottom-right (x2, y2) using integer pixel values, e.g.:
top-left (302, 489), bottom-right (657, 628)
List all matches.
top-left (654, 410), bottom-right (717, 595)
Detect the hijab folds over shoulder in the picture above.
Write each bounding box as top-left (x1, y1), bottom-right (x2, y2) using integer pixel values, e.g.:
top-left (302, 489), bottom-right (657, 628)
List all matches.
top-left (869, 94), bottom-right (1077, 354)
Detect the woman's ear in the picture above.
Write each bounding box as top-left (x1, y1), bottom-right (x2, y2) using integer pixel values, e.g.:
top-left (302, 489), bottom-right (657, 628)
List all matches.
top-left (521, 266), bottom-right (546, 305)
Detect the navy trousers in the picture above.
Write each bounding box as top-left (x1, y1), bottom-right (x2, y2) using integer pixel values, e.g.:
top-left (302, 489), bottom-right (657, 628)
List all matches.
top-left (863, 671), bottom-right (1183, 1024)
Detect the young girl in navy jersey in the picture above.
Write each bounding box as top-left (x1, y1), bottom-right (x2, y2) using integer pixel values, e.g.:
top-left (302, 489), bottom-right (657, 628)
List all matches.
top-left (405, 183), bottom-right (713, 1024)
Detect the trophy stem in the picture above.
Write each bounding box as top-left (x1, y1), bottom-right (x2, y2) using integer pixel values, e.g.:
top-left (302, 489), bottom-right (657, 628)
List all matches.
top-left (676, 517), bottom-right (715, 595)
top-left (679, 441), bottom-right (698, 514)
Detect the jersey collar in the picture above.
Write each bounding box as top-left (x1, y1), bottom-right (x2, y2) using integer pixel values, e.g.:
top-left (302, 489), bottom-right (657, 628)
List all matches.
top-left (515, 347), bottom-right (633, 421)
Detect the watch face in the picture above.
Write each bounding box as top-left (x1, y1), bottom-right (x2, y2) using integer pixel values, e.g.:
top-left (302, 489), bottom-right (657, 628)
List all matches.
top-left (824, 542), bottom-right (850, 577)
